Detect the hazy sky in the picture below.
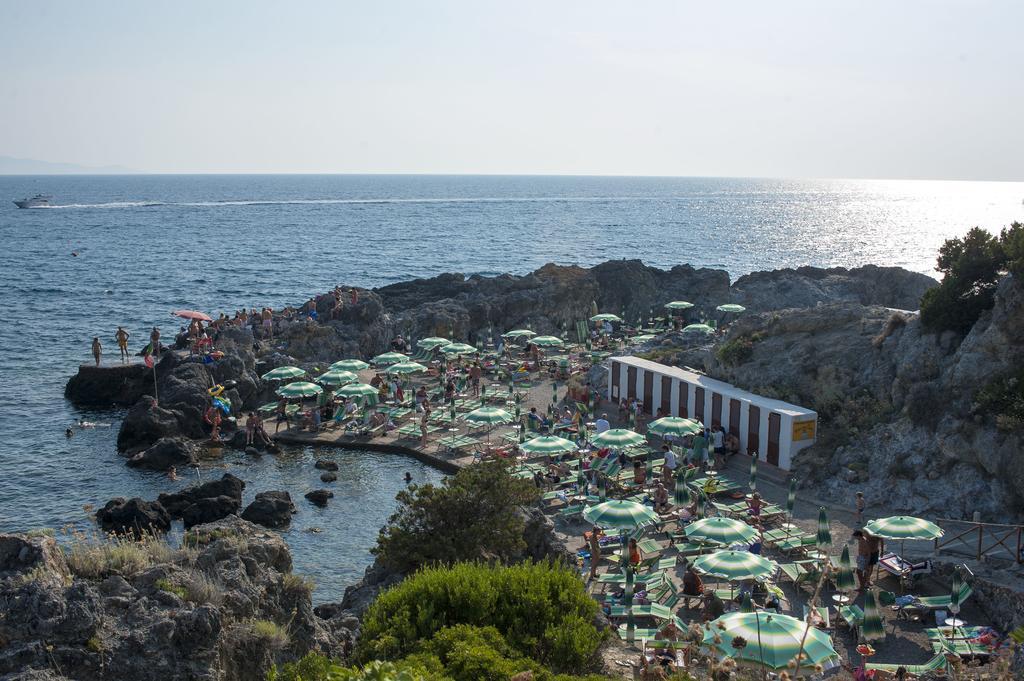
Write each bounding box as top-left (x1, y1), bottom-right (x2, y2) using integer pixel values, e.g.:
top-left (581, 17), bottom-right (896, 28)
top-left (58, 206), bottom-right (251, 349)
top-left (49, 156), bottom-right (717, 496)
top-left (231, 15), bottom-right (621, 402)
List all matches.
top-left (2, 1), bottom-right (1022, 179)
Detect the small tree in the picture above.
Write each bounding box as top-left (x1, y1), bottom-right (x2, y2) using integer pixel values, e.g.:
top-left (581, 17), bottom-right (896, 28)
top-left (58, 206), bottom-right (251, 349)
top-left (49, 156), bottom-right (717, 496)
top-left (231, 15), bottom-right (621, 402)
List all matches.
top-left (371, 461), bottom-right (539, 573)
top-left (920, 226), bottom-right (1009, 334)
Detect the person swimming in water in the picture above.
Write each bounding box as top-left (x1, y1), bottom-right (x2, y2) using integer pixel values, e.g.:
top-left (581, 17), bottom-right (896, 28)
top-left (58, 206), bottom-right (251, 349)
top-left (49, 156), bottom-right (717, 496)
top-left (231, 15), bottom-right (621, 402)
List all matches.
top-left (168, 466), bottom-right (178, 481)
top-left (65, 427), bottom-right (74, 438)
top-left (404, 472), bottom-right (413, 484)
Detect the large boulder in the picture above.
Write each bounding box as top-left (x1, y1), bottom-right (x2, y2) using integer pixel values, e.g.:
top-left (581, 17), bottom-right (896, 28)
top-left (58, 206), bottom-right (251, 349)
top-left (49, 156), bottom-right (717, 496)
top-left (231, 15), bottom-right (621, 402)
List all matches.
top-left (241, 491), bottom-right (296, 529)
top-left (304, 490), bottom-right (333, 507)
top-left (158, 473), bottom-right (246, 517)
top-left (0, 534), bottom-right (68, 583)
top-left (63, 363), bottom-right (151, 406)
top-left (95, 497), bottom-right (171, 537)
top-left (125, 436), bottom-right (198, 471)
top-left (117, 397), bottom-right (201, 453)
top-left (180, 495), bottom-right (241, 529)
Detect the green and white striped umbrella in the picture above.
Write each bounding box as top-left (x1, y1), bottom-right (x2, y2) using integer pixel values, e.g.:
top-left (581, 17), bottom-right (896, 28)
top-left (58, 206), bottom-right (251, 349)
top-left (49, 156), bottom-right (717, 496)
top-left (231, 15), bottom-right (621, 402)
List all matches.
top-left (315, 369), bottom-right (358, 386)
top-left (647, 417), bottom-right (702, 438)
top-left (329, 359), bottom-right (369, 372)
top-left (256, 401), bottom-right (279, 414)
top-left (817, 507), bottom-right (832, 550)
top-left (597, 474), bottom-right (607, 502)
top-left (631, 334), bottom-right (656, 343)
top-left (862, 590), bottom-right (884, 641)
top-left (577, 466), bottom-right (588, 494)
top-left (703, 611), bottom-right (840, 670)
top-left (501, 329), bottom-right (536, 339)
top-left (261, 365), bottom-right (306, 381)
top-left (664, 301), bottom-right (694, 311)
top-left (530, 335), bottom-right (564, 347)
top-left (462, 406), bottom-right (514, 426)
top-left (440, 342), bottom-right (477, 356)
top-left (591, 428), bottom-right (646, 448)
top-left (836, 545), bottom-right (856, 593)
top-left (864, 516), bottom-right (944, 541)
top-left (674, 470), bottom-right (692, 507)
top-left (519, 435), bottom-right (578, 455)
top-left (385, 361), bottom-right (428, 375)
top-left (786, 478), bottom-right (797, 519)
top-left (950, 569), bottom-right (963, 616)
top-left (685, 517), bottom-right (757, 546)
top-left (590, 313), bottom-right (622, 322)
top-left (696, 490), bottom-right (707, 519)
top-left (749, 456), bottom-right (758, 493)
top-left (692, 550), bottom-right (778, 582)
top-left (336, 382), bottom-right (380, 403)
top-left (681, 323), bottom-right (715, 334)
top-left (624, 565), bottom-right (635, 605)
top-left (371, 352), bottom-right (408, 366)
top-left (583, 500), bottom-right (659, 531)
top-left (276, 381), bottom-right (323, 398)
top-left (716, 304), bottom-right (747, 313)
top-left (417, 337), bottom-right (451, 349)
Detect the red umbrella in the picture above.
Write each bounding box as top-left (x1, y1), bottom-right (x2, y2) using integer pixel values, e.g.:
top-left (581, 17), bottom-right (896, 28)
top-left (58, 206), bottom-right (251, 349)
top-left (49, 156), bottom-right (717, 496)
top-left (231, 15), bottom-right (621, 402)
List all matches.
top-left (172, 309), bottom-right (212, 322)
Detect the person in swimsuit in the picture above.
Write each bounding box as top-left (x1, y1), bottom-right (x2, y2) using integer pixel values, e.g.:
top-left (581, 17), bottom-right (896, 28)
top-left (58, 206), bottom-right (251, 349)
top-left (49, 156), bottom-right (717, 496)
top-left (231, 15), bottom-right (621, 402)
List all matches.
top-left (115, 326), bottom-right (130, 362)
top-left (150, 327), bottom-right (161, 357)
top-left (91, 337), bottom-right (102, 366)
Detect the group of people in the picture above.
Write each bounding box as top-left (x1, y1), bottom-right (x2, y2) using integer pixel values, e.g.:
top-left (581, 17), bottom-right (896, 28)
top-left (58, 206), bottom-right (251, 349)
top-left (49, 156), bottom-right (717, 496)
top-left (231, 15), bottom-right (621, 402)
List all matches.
top-left (90, 326), bottom-right (162, 366)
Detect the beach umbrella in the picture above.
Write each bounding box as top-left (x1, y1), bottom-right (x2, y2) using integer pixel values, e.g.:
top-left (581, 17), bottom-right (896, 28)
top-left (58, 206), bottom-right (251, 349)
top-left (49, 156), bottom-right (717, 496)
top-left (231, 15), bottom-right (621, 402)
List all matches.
top-left (663, 301), bottom-right (694, 311)
top-left (681, 323), bottom-right (715, 334)
top-left (949, 569), bottom-right (964, 627)
top-left (786, 478), bottom-right (797, 520)
top-left (597, 474), bottom-right (607, 502)
top-left (440, 342), bottom-right (477, 356)
top-left (315, 369), bottom-right (358, 386)
top-left (703, 611), bottom-right (840, 671)
top-left (716, 304), bottom-right (747, 313)
top-left (261, 366), bottom-right (306, 381)
top-left (417, 337), bottom-right (451, 349)
top-left (519, 435), bottom-right (577, 455)
top-left (462, 406), bottom-right (514, 426)
top-left (591, 428), bottom-right (646, 448)
top-left (685, 517), bottom-right (757, 546)
top-left (692, 550), bottom-right (778, 582)
top-left (583, 500), bottom-right (659, 531)
top-left (577, 466), bottom-right (588, 495)
top-left (385, 361), bottom-right (428, 375)
top-left (749, 456), bottom-right (758, 493)
top-left (337, 382), bottom-right (379, 403)
top-left (530, 335), bottom-right (564, 348)
top-left (696, 490), bottom-right (707, 519)
top-left (817, 507), bottom-right (832, 551)
top-left (631, 334), bottom-right (656, 343)
top-left (590, 313), bottom-right (622, 323)
top-left (836, 545), bottom-right (856, 594)
top-left (647, 417), bottom-right (702, 438)
top-left (862, 591), bottom-right (884, 641)
top-left (864, 516), bottom-right (944, 542)
top-left (371, 352), bottom-right (408, 366)
top-left (329, 359), bottom-right (369, 372)
top-left (276, 381), bottom-right (323, 399)
top-left (256, 401), bottom-right (279, 414)
top-left (674, 470), bottom-right (692, 507)
top-left (172, 309), bottom-right (213, 322)
top-left (501, 329), bottom-right (536, 339)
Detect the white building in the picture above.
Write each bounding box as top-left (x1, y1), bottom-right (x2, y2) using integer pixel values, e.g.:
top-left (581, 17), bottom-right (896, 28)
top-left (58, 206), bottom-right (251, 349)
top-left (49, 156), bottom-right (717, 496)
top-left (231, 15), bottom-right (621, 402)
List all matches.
top-left (606, 356), bottom-right (817, 471)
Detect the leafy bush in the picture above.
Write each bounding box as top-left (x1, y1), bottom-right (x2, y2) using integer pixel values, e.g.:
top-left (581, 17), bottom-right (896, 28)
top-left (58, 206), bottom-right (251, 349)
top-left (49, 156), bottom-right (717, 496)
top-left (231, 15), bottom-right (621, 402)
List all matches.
top-left (919, 225), bottom-right (1023, 334)
top-left (356, 562), bottom-right (602, 675)
top-left (270, 657), bottom-right (448, 681)
top-left (154, 578), bottom-right (188, 599)
top-left (976, 367), bottom-right (1024, 430)
top-left (715, 333), bottom-right (762, 366)
top-left (371, 461), bottom-right (539, 573)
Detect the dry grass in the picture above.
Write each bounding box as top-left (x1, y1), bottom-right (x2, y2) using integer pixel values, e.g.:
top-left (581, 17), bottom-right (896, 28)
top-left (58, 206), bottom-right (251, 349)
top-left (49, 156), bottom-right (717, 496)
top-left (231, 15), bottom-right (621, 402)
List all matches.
top-left (182, 571), bottom-right (225, 606)
top-left (62, 527), bottom-right (180, 579)
top-left (237, 619), bottom-right (290, 651)
top-left (281, 572), bottom-right (314, 596)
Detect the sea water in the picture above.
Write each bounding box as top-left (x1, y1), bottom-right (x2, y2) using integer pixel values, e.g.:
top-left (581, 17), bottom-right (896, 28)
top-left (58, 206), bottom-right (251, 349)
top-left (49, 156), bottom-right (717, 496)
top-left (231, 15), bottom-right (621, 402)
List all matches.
top-left (0, 174), bottom-right (1020, 600)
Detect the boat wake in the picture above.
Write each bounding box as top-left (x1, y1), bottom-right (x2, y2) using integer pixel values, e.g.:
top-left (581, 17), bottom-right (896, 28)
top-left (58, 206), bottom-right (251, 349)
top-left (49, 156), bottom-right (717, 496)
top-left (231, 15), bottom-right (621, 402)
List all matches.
top-left (41, 196), bottom-right (660, 209)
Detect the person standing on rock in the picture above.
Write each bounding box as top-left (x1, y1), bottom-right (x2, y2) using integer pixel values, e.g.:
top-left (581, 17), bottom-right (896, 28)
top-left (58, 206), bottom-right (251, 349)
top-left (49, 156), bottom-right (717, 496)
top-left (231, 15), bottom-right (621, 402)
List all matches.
top-left (150, 326), bottom-right (161, 357)
top-left (262, 308), bottom-right (273, 340)
top-left (91, 337), bottom-right (102, 366)
top-left (115, 326), bottom-right (130, 363)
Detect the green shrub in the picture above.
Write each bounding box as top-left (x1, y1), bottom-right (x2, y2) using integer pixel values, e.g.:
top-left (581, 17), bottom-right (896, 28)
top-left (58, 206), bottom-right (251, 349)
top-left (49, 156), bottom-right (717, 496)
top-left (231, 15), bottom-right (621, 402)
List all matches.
top-left (356, 562), bottom-right (602, 675)
top-left (269, 655), bottom-right (448, 681)
top-left (976, 367), bottom-right (1024, 430)
top-left (372, 461), bottom-right (539, 573)
top-left (154, 578), bottom-right (188, 599)
top-left (716, 333), bottom-right (762, 366)
top-left (282, 572), bottom-right (315, 595)
top-left (248, 619), bottom-right (290, 651)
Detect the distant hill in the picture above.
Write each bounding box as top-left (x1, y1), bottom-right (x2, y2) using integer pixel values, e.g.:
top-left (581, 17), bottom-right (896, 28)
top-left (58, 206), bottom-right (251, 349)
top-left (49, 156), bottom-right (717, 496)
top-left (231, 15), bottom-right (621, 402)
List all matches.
top-left (0, 155), bottom-right (136, 174)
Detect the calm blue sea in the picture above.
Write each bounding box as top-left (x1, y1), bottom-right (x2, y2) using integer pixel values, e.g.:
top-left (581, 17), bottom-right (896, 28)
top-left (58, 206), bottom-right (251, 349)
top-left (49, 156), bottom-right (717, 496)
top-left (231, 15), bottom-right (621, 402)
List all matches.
top-left (0, 174), bottom-right (1020, 600)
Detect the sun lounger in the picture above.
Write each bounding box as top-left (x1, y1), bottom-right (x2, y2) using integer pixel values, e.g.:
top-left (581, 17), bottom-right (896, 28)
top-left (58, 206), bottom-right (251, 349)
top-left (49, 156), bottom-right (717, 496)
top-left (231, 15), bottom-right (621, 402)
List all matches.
top-left (803, 605), bottom-right (832, 631)
top-left (437, 434), bottom-right (480, 452)
top-left (865, 653), bottom-right (950, 675)
top-left (617, 625), bottom-right (659, 642)
top-left (607, 602), bottom-right (674, 620)
top-left (912, 582), bottom-right (973, 611)
top-left (838, 604), bottom-right (864, 630)
top-left (926, 626), bottom-right (996, 657)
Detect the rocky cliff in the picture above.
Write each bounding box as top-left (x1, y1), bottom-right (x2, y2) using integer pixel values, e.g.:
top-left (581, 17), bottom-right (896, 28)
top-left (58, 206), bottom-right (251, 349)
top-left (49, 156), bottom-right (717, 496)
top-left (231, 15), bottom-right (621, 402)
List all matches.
top-left (0, 517), bottom-right (351, 681)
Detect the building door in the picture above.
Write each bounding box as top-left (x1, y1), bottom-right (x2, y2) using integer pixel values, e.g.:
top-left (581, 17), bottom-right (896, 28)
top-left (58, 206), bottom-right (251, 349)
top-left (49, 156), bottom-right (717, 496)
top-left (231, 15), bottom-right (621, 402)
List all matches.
top-left (767, 412), bottom-right (781, 466)
top-left (678, 382), bottom-right (689, 418)
top-left (610, 361), bottom-right (621, 400)
top-left (694, 387), bottom-right (705, 423)
top-left (627, 366), bottom-right (637, 400)
top-left (729, 399), bottom-right (741, 437)
top-left (660, 376), bottom-right (672, 415)
top-left (711, 393), bottom-right (723, 427)
top-left (643, 371), bottom-right (654, 414)
top-left (747, 405), bottom-right (761, 456)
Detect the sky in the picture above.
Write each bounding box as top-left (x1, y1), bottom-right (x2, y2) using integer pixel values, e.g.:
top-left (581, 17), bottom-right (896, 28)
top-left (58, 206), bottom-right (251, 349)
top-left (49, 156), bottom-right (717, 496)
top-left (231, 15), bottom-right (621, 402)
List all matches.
top-left (1, 1), bottom-right (1022, 179)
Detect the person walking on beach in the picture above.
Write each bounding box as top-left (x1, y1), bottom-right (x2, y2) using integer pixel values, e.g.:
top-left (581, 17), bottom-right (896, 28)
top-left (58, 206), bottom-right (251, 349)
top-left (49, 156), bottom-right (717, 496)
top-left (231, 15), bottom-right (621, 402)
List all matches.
top-left (115, 326), bottom-right (130, 363)
top-left (275, 399), bottom-right (289, 433)
top-left (91, 337), bottom-right (102, 366)
top-left (150, 327), bottom-right (161, 357)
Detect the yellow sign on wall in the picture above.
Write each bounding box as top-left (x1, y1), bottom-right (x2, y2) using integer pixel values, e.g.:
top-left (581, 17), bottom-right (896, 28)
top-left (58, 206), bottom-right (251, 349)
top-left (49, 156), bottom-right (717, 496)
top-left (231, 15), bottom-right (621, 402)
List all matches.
top-left (792, 420), bottom-right (816, 441)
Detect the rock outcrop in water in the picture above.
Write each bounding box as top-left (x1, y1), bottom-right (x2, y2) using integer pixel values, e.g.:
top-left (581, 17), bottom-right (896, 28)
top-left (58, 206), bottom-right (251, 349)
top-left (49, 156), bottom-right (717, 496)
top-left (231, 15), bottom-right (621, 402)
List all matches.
top-left (0, 517), bottom-right (351, 681)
